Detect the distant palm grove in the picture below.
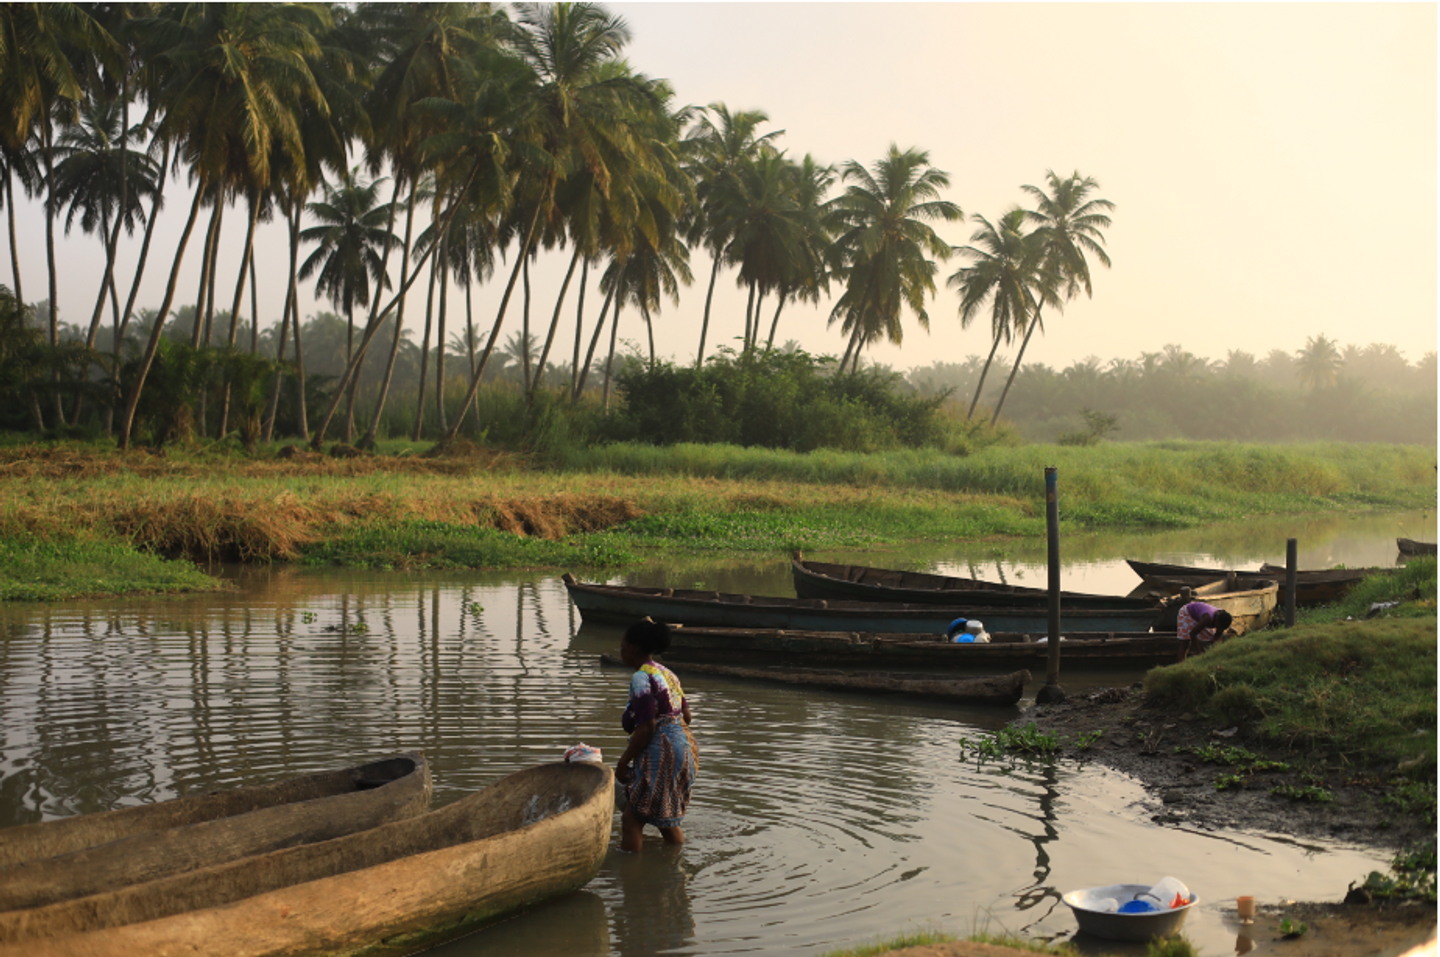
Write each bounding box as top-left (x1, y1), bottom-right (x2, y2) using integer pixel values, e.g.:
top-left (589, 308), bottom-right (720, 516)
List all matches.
top-left (0, 3), bottom-right (1432, 453)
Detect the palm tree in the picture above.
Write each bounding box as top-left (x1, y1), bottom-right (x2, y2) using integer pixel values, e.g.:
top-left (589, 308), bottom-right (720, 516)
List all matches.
top-left (681, 103), bottom-right (781, 366)
top-left (1295, 333), bottom-right (1343, 391)
top-left (947, 208), bottom-right (1049, 419)
top-left (299, 167), bottom-right (395, 440)
top-left (119, 2), bottom-right (334, 448)
top-left (827, 145), bottom-right (961, 373)
top-left (989, 170), bottom-right (1114, 423)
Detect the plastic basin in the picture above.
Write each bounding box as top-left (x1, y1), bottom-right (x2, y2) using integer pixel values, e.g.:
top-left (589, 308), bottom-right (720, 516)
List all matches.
top-left (1062, 883), bottom-right (1199, 942)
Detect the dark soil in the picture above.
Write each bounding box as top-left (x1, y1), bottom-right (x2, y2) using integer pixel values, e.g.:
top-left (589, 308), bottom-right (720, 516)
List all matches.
top-left (1010, 683), bottom-right (1433, 854)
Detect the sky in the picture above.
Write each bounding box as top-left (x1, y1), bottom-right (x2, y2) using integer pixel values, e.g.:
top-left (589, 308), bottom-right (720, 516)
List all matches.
top-left (8, 2), bottom-right (1437, 375)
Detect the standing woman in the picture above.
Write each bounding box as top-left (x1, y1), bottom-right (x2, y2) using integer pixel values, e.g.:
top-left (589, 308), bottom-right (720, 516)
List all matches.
top-left (615, 618), bottom-right (697, 853)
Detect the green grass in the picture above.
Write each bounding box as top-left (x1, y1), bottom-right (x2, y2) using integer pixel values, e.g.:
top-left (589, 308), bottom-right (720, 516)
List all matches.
top-left (1294, 557), bottom-right (1438, 625)
top-left (0, 535), bottom-right (222, 601)
top-left (299, 520), bottom-right (635, 571)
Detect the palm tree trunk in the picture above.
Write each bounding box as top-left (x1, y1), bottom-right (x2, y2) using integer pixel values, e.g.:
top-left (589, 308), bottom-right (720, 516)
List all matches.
top-left (574, 285), bottom-right (614, 402)
top-left (217, 193), bottom-right (260, 436)
top-left (5, 172), bottom-right (22, 307)
top-left (342, 302), bottom-right (358, 442)
top-left (695, 250), bottom-right (721, 368)
top-left (434, 237), bottom-right (449, 433)
top-left (118, 140), bottom-right (169, 347)
top-left (361, 184), bottom-right (417, 449)
top-left (201, 198), bottom-right (223, 348)
top-left (520, 254), bottom-right (533, 392)
top-left (464, 279), bottom-right (480, 422)
top-left (967, 334), bottom-right (1003, 420)
top-left (248, 254), bottom-right (259, 354)
top-left (118, 180), bottom-right (207, 449)
top-left (765, 295), bottom-right (786, 351)
top-left (41, 102), bottom-right (62, 422)
top-left (410, 252), bottom-right (438, 441)
top-left (533, 244), bottom-right (580, 399)
top-left (569, 258), bottom-right (589, 396)
top-left (287, 203), bottom-right (309, 442)
top-left (742, 280), bottom-right (755, 352)
top-left (190, 190), bottom-right (221, 347)
top-left (603, 299), bottom-right (621, 412)
top-left (990, 315), bottom-right (1039, 425)
top-left (440, 203), bottom-right (545, 443)
top-left (262, 264), bottom-right (294, 443)
top-left (644, 303), bottom-right (655, 367)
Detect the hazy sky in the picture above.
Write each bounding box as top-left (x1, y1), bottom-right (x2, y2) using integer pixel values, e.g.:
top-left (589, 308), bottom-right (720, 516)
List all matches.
top-left (9, 3), bottom-right (1437, 374)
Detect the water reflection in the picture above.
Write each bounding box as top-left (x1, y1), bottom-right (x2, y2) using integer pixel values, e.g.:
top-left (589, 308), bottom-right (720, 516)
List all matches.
top-left (0, 511), bottom-right (1425, 955)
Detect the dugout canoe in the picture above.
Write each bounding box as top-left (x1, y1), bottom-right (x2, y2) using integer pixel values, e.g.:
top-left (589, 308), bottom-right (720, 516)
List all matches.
top-left (1125, 558), bottom-right (1383, 607)
top-left (598, 653), bottom-right (1030, 705)
top-left (1397, 537), bottom-right (1438, 557)
top-left (562, 574), bottom-right (1162, 635)
top-left (1137, 577), bottom-right (1278, 636)
top-left (649, 625), bottom-right (1190, 671)
top-left (0, 762), bottom-right (613, 957)
top-left (791, 553), bottom-right (1159, 610)
top-left (0, 752), bottom-right (430, 911)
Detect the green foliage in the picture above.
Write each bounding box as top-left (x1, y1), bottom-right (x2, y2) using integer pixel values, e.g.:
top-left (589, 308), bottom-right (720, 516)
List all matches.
top-left (610, 349), bottom-right (948, 452)
top-left (959, 722), bottom-right (1066, 760)
top-left (816, 930), bottom-right (957, 957)
top-left (1056, 409), bottom-right (1120, 446)
top-left (298, 520), bottom-right (633, 571)
top-left (0, 534), bottom-right (221, 601)
top-left (1295, 556), bottom-right (1438, 625)
top-left (1277, 917), bottom-right (1308, 938)
top-left (1359, 841), bottom-right (1437, 903)
top-left (1145, 617), bottom-right (1437, 772)
top-left (1270, 783), bottom-right (1333, 803)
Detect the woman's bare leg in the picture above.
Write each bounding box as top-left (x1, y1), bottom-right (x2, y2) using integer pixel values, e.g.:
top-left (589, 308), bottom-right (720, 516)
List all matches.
top-left (621, 806), bottom-right (645, 853)
top-left (659, 825), bottom-right (684, 845)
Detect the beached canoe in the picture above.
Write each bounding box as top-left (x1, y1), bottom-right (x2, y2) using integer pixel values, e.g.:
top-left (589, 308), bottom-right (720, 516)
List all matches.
top-left (1125, 558), bottom-right (1380, 607)
top-left (791, 553), bottom-right (1158, 610)
top-left (650, 625), bottom-right (1189, 671)
top-left (0, 761), bottom-right (613, 957)
top-left (599, 653), bottom-right (1030, 705)
top-left (562, 575), bottom-right (1162, 635)
top-left (1397, 537), bottom-right (1437, 557)
top-left (1138, 577), bottom-right (1278, 636)
top-left (0, 752), bottom-right (430, 911)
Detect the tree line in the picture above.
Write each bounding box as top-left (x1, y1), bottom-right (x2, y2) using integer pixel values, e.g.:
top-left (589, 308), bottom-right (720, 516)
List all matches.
top-left (0, 1), bottom-right (1113, 450)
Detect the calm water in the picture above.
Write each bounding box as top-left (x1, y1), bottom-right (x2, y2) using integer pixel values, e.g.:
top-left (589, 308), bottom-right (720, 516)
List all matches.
top-left (0, 510), bottom-right (1432, 956)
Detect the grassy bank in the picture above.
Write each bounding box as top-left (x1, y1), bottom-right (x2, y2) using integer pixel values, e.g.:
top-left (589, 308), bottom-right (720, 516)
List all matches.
top-left (0, 439), bottom-right (1432, 598)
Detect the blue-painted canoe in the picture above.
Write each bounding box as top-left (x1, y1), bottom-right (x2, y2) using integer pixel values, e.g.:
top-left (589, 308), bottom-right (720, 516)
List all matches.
top-left (562, 574), bottom-right (1161, 634)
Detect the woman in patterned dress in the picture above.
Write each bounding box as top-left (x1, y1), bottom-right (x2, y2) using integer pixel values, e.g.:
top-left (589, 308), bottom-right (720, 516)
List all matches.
top-left (615, 618), bottom-right (696, 853)
top-left (1177, 601), bottom-right (1233, 660)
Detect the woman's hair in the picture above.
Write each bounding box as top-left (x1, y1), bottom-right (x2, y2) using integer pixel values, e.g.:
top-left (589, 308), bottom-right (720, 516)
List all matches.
top-left (624, 617), bottom-right (672, 655)
top-left (1213, 610), bottom-right (1234, 631)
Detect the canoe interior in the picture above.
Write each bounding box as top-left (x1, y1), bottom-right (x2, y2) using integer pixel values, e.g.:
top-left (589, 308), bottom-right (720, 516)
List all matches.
top-left (0, 752), bottom-right (431, 911)
top-left (0, 762), bottom-right (613, 954)
top-left (0, 753), bottom-right (425, 869)
top-left (1141, 579), bottom-right (1278, 634)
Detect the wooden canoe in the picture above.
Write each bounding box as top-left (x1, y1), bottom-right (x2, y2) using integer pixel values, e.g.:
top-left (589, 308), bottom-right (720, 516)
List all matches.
top-left (1140, 577), bottom-right (1278, 635)
top-left (562, 574), bottom-right (1162, 635)
top-left (1126, 558), bottom-right (1384, 607)
top-left (1397, 538), bottom-right (1438, 557)
top-left (791, 553), bottom-right (1157, 610)
top-left (0, 762), bottom-right (613, 957)
top-left (649, 625), bottom-right (1190, 671)
top-left (0, 753), bottom-right (430, 911)
top-left (599, 653), bottom-right (1030, 705)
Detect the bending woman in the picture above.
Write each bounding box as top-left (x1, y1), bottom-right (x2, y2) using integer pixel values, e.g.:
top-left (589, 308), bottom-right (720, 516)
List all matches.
top-left (615, 618), bottom-right (697, 853)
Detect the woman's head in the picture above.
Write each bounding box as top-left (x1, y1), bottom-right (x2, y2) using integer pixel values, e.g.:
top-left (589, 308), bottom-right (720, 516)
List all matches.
top-left (622, 617), bottom-right (671, 661)
top-left (1212, 610), bottom-right (1233, 633)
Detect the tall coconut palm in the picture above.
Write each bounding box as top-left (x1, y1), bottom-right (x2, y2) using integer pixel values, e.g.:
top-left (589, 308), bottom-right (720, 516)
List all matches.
top-left (947, 208), bottom-right (1051, 420)
top-left (119, 2), bottom-right (335, 448)
top-left (681, 103), bottom-right (781, 366)
top-left (989, 170), bottom-right (1114, 423)
top-left (827, 145), bottom-right (961, 373)
top-left (299, 167), bottom-right (395, 440)
top-left (1295, 333), bottom-right (1343, 391)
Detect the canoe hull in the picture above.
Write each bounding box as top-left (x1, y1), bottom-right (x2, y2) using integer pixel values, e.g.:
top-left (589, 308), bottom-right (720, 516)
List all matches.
top-left (0, 754), bottom-right (431, 911)
top-left (792, 555), bottom-right (1156, 610)
top-left (1125, 558), bottom-right (1385, 607)
top-left (1397, 538), bottom-right (1438, 557)
top-left (2, 762), bottom-right (614, 957)
top-left (656, 625), bottom-right (1187, 671)
top-left (563, 575), bottom-right (1160, 634)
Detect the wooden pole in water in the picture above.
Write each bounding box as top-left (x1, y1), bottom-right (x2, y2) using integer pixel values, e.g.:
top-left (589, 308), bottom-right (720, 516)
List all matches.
top-left (1038, 466), bottom-right (1066, 703)
top-left (1284, 538), bottom-right (1298, 627)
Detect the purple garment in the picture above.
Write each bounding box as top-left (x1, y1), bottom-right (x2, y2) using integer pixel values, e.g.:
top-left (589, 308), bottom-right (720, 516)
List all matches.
top-left (622, 662), bottom-right (685, 733)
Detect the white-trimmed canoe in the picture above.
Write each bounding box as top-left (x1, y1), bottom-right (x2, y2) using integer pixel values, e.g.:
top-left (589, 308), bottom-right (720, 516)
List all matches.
top-left (0, 753), bottom-right (430, 911)
top-left (0, 761), bottom-right (614, 957)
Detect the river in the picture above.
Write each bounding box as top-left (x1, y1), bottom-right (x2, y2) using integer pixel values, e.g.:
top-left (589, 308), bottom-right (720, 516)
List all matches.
top-left (0, 509), bottom-right (1432, 956)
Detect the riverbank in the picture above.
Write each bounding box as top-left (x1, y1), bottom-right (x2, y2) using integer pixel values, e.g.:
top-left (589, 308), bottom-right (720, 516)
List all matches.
top-left (0, 439), bottom-right (1433, 600)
